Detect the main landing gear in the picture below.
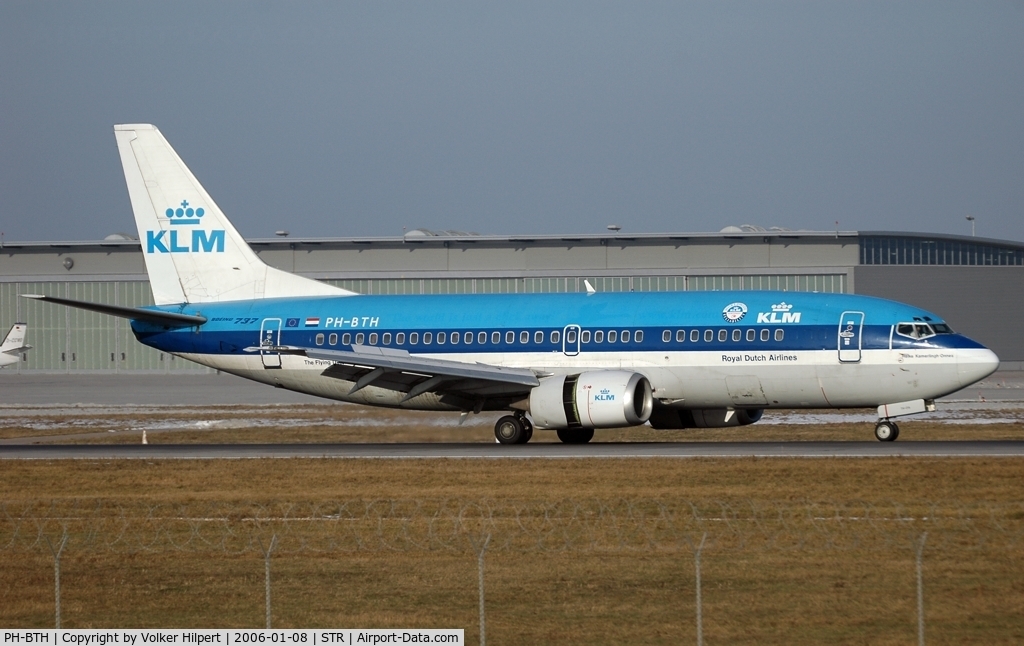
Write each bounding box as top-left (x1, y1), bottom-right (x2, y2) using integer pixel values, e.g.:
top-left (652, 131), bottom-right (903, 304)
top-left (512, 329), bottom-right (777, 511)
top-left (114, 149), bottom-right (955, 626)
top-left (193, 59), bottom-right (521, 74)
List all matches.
top-left (494, 413), bottom-right (534, 444)
top-left (874, 420), bottom-right (900, 442)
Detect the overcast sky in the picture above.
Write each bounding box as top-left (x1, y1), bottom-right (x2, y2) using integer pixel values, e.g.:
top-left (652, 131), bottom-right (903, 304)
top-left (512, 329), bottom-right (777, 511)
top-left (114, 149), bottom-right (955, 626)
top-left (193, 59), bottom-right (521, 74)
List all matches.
top-left (1, 2), bottom-right (1022, 243)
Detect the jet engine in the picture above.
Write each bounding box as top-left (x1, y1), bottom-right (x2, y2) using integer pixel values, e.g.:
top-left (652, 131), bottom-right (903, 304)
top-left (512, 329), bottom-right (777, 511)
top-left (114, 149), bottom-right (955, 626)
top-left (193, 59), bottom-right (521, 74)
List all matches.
top-left (648, 406), bottom-right (763, 429)
top-left (529, 371), bottom-right (654, 430)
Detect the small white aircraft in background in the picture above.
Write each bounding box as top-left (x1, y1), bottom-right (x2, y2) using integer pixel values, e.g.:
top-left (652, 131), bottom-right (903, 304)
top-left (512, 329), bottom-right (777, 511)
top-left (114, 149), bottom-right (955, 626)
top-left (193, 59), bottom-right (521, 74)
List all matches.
top-left (0, 323), bottom-right (30, 368)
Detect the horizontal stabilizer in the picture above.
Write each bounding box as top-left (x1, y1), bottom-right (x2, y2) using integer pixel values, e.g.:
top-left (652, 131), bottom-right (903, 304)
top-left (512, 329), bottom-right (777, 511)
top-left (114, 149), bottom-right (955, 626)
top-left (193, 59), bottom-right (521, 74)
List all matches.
top-left (20, 294), bottom-right (206, 327)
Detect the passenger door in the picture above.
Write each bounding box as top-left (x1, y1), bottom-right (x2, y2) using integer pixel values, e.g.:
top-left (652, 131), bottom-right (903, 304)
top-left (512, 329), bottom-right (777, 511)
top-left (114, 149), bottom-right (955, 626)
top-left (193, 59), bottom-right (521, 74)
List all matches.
top-left (259, 318), bottom-right (283, 369)
top-left (562, 324), bottom-right (580, 356)
top-left (837, 311), bottom-right (864, 363)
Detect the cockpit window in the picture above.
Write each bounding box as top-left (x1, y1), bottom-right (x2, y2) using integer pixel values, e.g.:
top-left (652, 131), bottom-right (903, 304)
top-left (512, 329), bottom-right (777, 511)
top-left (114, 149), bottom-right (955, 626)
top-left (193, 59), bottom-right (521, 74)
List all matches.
top-left (932, 323), bottom-right (954, 334)
top-left (896, 323), bottom-right (937, 340)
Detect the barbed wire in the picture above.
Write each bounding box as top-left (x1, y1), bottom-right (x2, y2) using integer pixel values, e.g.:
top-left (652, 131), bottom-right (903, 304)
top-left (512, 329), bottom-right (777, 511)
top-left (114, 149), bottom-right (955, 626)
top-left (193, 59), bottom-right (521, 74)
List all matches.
top-left (2, 499), bottom-right (1022, 555)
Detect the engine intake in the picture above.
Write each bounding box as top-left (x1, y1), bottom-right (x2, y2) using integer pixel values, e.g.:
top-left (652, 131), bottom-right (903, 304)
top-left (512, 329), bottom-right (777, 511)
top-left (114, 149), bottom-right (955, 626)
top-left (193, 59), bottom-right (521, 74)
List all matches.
top-left (529, 371), bottom-right (654, 430)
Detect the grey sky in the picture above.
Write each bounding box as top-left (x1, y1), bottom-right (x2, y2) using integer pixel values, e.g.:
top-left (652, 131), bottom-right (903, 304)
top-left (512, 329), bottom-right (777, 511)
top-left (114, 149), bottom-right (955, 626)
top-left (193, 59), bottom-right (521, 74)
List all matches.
top-left (1, 2), bottom-right (1022, 243)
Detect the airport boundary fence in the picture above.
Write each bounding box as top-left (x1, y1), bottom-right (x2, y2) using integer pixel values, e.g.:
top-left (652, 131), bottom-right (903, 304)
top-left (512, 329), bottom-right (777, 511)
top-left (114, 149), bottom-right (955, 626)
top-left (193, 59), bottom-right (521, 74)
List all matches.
top-left (3, 498), bottom-right (1023, 644)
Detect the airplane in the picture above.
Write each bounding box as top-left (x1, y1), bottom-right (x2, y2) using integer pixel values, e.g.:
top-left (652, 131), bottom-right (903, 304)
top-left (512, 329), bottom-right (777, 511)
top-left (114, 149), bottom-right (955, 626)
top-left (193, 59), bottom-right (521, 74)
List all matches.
top-left (0, 323), bottom-right (31, 368)
top-left (22, 124), bottom-right (1000, 442)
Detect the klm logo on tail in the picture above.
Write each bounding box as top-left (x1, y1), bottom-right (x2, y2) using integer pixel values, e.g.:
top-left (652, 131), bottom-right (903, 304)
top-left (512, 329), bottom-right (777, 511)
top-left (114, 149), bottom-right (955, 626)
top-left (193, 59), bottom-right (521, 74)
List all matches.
top-left (146, 200), bottom-right (225, 254)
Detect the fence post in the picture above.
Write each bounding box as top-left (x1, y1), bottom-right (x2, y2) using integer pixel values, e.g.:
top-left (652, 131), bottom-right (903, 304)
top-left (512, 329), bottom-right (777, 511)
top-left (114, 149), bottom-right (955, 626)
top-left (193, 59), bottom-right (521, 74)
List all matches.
top-left (470, 534), bottom-right (491, 646)
top-left (45, 531), bottom-right (69, 629)
top-left (257, 534), bottom-right (278, 629)
top-left (916, 532), bottom-right (928, 646)
top-left (694, 532), bottom-right (707, 646)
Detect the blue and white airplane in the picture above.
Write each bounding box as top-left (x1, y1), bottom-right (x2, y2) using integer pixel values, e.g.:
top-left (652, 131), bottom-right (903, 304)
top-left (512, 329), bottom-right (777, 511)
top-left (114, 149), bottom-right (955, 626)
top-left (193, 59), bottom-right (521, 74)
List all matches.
top-left (24, 124), bottom-right (999, 442)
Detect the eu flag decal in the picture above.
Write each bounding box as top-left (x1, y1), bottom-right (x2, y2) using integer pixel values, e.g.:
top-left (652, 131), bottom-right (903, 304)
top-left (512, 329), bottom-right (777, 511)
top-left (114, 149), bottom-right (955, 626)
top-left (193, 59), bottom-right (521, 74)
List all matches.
top-left (285, 318), bottom-right (300, 328)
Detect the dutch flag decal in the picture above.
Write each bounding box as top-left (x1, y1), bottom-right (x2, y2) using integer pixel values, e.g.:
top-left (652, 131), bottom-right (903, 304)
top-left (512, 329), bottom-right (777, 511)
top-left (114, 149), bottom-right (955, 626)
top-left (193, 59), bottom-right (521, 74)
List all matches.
top-left (305, 317), bottom-right (320, 327)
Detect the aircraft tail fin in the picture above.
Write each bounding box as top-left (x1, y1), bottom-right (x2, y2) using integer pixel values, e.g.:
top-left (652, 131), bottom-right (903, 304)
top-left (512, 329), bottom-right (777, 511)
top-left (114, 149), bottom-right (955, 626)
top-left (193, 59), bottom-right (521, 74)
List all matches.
top-left (113, 124), bottom-right (355, 305)
top-left (0, 323), bottom-right (30, 354)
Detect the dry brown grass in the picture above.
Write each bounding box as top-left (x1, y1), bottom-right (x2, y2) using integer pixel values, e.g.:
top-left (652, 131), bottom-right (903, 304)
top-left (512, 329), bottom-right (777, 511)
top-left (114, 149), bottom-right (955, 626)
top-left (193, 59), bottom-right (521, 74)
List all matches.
top-left (1, 458), bottom-right (1024, 643)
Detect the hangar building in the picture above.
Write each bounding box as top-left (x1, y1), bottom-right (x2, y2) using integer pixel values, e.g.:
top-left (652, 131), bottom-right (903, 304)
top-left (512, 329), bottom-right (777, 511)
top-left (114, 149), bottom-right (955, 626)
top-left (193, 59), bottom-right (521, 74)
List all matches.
top-left (1, 229), bottom-right (1021, 372)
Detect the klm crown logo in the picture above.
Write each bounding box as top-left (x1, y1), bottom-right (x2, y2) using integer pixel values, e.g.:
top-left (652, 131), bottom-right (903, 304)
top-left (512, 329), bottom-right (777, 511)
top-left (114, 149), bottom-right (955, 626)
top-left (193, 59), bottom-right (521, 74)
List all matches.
top-left (146, 200), bottom-right (225, 254)
top-left (165, 200), bottom-right (205, 226)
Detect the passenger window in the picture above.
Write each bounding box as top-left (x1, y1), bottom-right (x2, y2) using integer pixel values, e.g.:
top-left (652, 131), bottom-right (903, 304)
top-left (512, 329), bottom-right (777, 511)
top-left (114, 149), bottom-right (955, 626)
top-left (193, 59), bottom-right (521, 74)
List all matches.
top-left (535, 331), bottom-right (544, 343)
top-left (396, 332), bottom-right (405, 344)
top-left (578, 330), bottom-right (587, 343)
top-left (746, 329), bottom-right (755, 342)
top-left (355, 333), bottom-right (365, 345)
top-left (566, 329), bottom-right (577, 343)
top-left (369, 333), bottom-right (378, 345)
top-left (760, 329), bottom-right (769, 342)
top-left (775, 329), bottom-right (784, 341)
top-left (449, 332), bottom-right (458, 345)
top-left (329, 333), bottom-right (338, 346)
top-left (520, 331), bottom-right (529, 343)
top-left (551, 330), bottom-right (561, 343)
top-left (478, 331), bottom-right (487, 344)
top-left (704, 330), bottom-right (713, 342)
top-left (382, 333), bottom-right (392, 345)
top-left (662, 330), bottom-right (671, 343)
top-left (621, 330), bottom-right (630, 343)
top-left (732, 329), bottom-right (741, 342)
top-left (718, 330), bottom-right (727, 342)
top-left (635, 330), bottom-right (643, 343)
top-left (437, 332), bottom-right (446, 344)
top-left (423, 332), bottom-right (432, 344)
top-left (506, 331), bottom-right (515, 343)
top-left (677, 330), bottom-right (686, 342)
top-left (595, 330), bottom-right (604, 343)
top-left (409, 332), bottom-right (418, 344)
top-left (492, 331), bottom-right (500, 344)
top-left (342, 333), bottom-right (352, 345)
top-left (608, 330), bottom-right (618, 343)
top-left (691, 330), bottom-right (700, 342)
top-left (315, 333), bottom-right (324, 346)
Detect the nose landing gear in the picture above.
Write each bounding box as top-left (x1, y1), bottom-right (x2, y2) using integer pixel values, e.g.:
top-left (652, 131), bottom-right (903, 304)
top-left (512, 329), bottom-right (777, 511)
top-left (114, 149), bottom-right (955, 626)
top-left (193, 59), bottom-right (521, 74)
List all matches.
top-left (874, 420), bottom-right (900, 442)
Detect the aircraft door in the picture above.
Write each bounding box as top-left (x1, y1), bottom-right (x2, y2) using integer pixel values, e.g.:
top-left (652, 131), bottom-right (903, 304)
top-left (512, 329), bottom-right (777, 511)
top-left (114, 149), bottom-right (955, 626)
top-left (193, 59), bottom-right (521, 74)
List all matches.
top-left (259, 318), bottom-right (283, 369)
top-left (563, 324), bottom-right (581, 356)
top-left (837, 311), bottom-right (864, 363)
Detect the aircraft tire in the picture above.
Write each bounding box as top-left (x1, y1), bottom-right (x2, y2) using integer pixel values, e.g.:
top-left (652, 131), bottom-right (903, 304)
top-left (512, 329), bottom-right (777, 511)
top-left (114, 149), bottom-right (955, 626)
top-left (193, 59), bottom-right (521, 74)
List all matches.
top-left (556, 428), bottom-right (595, 444)
top-left (495, 415), bottom-right (527, 444)
top-left (519, 415), bottom-right (534, 443)
top-left (874, 421), bottom-right (899, 442)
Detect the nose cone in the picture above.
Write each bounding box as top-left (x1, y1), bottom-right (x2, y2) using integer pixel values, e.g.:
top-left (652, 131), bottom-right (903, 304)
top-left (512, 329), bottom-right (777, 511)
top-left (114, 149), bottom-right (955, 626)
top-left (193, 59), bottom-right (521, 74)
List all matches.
top-left (958, 348), bottom-right (1000, 388)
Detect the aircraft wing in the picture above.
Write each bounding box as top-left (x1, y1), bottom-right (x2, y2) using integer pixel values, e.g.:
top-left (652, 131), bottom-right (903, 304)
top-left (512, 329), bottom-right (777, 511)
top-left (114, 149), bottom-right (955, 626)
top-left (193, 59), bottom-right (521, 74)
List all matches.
top-left (302, 344), bottom-right (541, 405)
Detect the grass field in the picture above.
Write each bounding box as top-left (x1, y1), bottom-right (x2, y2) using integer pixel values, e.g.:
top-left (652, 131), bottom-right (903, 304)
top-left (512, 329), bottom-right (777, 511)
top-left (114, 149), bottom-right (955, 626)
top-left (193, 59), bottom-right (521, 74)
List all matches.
top-left (2, 454), bottom-right (1023, 644)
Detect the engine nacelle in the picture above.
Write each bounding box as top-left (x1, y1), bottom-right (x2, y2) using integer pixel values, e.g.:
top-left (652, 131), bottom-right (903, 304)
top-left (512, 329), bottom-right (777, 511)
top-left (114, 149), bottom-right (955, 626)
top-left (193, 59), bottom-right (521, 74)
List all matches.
top-left (648, 407), bottom-right (763, 429)
top-left (529, 371), bottom-right (654, 430)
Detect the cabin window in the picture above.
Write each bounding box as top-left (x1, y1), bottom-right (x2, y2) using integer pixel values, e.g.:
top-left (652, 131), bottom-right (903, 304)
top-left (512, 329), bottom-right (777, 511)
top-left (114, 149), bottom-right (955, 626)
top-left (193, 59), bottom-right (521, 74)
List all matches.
top-left (662, 330), bottom-right (671, 343)
top-left (760, 329), bottom-right (769, 342)
top-left (423, 332), bottom-right (432, 344)
top-left (578, 330), bottom-right (588, 343)
top-left (595, 330), bottom-right (604, 343)
top-left (437, 332), bottom-right (446, 344)
top-left (492, 331), bottom-right (501, 344)
top-left (506, 331), bottom-right (515, 343)
top-left (328, 333), bottom-right (338, 345)
top-left (383, 332), bottom-right (392, 345)
top-left (342, 333), bottom-right (352, 345)
top-left (396, 332), bottom-right (405, 344)
top-left (621, 330), bottom-right (630, 343)
top-left (534, 331), bottom-right (544, 343)
top-left (315, 333), bottom-right (324, 346)
top-left (355, 333), bottom-right (365, 345)
top-left (566, 329), bottom-right (577, 343)
top-left (551, 330), bottom-right (561, 343)
top-left (449, 332), bottom-right (458, 344)
top-left (369, 333), bottom-right (378, 345)
top-left (519, 330), bottom-right (528, 343)
top-left (691, 329), bottom-right (699, 342)
top-left (608, 330), bottom-right (618, 343)
top-left (704, 330), bottom-right (713, 342)
top-left (775, 329), bottom-right (784, 341)
top-left (746, 329), bottom-right (755, 342)
top-left (635, 330), bottom-right (643, 343)
top-left (478, 331), bottom-right (487, 344)
top-left (718, 329), bottom-right (727, 342)
top-left (676, 330), bottom-right (686, 342)
top-left (732, 329), bottom-right (741, 342)
top-left (410, 332), bottom-right (419, 344)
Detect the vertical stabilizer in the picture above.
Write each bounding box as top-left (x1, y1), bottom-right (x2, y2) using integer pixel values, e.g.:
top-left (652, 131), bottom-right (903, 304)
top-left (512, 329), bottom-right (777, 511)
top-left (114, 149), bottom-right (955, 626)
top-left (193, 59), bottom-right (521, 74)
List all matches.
top-left (1, 323), bottom-right (28, 353)
top-left (114, 124), bottom-right (354, 305)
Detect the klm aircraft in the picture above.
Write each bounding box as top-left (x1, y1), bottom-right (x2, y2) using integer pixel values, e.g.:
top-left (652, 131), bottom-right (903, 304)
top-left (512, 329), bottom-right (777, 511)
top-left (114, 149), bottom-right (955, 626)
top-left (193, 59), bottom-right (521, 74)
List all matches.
top-left (24, 125), bottom-right (999, 442)
top-left (0, 323), bottom-right (30, 368)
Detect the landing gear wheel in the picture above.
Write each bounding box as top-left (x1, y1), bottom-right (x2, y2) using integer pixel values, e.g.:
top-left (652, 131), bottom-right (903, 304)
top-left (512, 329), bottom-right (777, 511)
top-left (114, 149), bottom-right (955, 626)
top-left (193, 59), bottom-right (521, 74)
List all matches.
top-left (495, 415), bottom-right (527, 444)
top-left (874, 421), bottom-right (899, 442)
top-left (556, 428), bottom-right (595, 444)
